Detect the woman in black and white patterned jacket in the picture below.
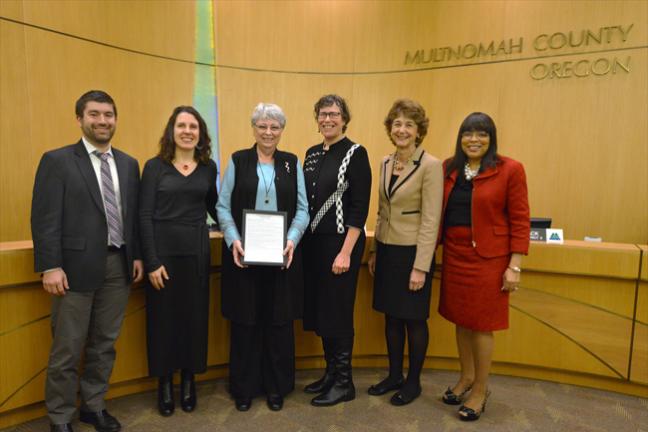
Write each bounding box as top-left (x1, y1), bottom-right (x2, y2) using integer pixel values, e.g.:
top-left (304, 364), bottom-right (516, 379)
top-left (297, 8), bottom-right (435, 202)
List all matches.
top-left (301, 94), bottom-right (372, 407)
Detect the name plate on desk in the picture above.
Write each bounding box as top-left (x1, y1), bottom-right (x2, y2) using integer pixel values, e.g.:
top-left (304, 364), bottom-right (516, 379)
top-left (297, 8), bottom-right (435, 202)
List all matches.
top-left (530, 228), bottom-right (546, 242)
top-left (531, 228), bottom-right (564, 244)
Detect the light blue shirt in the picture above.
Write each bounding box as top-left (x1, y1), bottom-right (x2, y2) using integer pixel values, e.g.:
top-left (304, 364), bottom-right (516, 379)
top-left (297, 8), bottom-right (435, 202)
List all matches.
top-left (216, 156), bottom-right (309, 248)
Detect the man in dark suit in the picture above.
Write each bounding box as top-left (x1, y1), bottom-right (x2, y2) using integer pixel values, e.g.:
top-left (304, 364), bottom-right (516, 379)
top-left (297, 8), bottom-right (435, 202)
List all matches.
top-left (31, 90), bottom-right (143, 432)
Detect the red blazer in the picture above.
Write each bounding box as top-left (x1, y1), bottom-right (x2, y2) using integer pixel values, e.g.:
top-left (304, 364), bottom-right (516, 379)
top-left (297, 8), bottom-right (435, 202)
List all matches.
top-left (441, 156), bottom-right (530, 258)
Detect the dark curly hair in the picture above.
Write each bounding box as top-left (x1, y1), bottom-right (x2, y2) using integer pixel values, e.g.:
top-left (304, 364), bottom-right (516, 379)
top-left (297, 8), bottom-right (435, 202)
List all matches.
top-left (314, 94), bottom-right (351, 133)
top-left (384, 99), bottom-right (429, 146)
top-left (158, 106), bottom-right (212, 164)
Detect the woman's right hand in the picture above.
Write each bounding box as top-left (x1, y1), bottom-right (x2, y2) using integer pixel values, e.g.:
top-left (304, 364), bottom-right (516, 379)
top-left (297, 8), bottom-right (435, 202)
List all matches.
top-left (148, 265), bottom-right (169, 290)
top-left (232, 240), bottom-right (246, 268)
top-left (368, 252), bottom-right (376, 276)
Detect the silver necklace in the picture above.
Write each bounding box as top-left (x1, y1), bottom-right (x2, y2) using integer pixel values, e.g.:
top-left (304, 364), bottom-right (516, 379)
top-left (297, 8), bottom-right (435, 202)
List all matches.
top-left (258, 162), bottom-right (275, 204)
top-left (464, 163), bottom-right (480, 181)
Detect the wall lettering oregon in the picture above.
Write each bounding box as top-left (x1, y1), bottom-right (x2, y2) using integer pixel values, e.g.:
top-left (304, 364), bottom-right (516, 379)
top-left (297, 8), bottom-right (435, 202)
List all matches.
top-left (403, 24), bottom-right (634, 80)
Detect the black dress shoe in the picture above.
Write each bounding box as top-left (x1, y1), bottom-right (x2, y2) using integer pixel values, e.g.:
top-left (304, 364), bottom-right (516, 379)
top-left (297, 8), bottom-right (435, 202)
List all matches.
top-left (235, 398), bottom-right (252, 411)
top-left (158, 374), bottom-right (175, 417)
top-left (79, 409), bottom-right (121, 432)
top-left (180, 370), bottom-right (196, 412)
top-left (390, 385), bottom-right (422, 406)
top-left (50, 424), bottom-right (74, 432)
top-left (266, 394), bottom-right (283, 411)
top-left (367, 376), bottom-right (404, 396)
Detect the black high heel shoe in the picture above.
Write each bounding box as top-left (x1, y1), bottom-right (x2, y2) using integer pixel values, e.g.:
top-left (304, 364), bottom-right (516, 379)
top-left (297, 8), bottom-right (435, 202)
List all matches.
top-left (442, 384), bottom-right (472, 405)
top-left (458, 390), bottom-right (491, 421)
top-left (157, 373), bottom-right (175, 417)
top-left (180, 370), bottom-right (196, 412)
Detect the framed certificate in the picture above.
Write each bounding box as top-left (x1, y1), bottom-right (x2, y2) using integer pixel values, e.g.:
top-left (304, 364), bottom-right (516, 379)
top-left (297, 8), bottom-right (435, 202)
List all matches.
top-left (241, 209), bottom-right (287, 266)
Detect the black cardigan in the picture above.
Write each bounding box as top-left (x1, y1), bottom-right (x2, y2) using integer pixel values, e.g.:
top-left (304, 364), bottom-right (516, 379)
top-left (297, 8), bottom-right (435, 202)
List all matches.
top-left (303, 137), bottom-right (372, 234)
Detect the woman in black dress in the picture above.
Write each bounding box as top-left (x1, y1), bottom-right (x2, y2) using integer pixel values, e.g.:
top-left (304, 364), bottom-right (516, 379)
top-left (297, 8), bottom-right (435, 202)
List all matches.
top-left (367, 99), bottom-right (443, 406)
top-left (139, 106), bottom-right (218, 416)
top-left (302, 94), bottom-right (372, 407)
top-left (217, 103), bottom-right (309, 412)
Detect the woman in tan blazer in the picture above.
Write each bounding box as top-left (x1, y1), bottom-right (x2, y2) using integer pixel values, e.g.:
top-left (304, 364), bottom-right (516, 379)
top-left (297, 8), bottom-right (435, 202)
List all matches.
top-left (368, 99), bottom-right (443, 406)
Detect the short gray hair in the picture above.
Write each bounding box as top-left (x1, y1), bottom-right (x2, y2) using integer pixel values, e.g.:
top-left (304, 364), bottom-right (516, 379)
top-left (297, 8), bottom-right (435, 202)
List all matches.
top-left (251, 103), bottom-right (286, 128)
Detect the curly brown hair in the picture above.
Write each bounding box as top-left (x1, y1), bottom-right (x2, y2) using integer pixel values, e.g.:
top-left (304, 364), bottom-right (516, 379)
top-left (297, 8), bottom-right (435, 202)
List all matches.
top-left (158, 106), bottom-right (212, 164)
top-left (314, 94), bottom-right (351, 133)
top-left (384, 99), bottom-right (429, 146)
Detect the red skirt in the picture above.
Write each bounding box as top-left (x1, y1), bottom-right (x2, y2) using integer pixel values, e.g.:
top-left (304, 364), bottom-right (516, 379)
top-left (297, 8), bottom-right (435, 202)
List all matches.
top-left (439, 226), bottom-right (510, 331)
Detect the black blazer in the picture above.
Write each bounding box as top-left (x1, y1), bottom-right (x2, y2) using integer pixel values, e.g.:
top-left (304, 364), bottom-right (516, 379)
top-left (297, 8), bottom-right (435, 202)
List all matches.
top-left (31, 140), bottom-right (141, 292)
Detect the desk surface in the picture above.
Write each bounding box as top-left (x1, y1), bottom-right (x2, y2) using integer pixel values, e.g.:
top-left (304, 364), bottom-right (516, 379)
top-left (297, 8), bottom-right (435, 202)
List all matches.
top-left (1, 234), bottom-right (647, 428)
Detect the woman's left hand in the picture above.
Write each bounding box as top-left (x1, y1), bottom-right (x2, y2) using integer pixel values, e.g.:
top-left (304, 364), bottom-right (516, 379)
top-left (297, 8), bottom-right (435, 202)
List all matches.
top-left (502, 267), bottom-right (521, 292)
top-left (409, 268), bottom-right (426, 291)
top-left (367, 252), bottom-right (376, 276)
top-left (332, 251), bottom-right (351, 275)
top-left (282, 240), bottom-right (295, 269)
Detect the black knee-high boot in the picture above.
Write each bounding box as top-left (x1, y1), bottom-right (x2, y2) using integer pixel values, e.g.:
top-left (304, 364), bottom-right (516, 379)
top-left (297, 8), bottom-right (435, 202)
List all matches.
top-left (311, 336), bottom-right (355, 407)
top-left (304, 337), bottom-right (335, 393)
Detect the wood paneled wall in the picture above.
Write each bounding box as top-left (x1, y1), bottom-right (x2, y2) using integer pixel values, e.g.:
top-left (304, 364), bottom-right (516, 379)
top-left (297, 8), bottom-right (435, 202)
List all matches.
top-left (0, 0), bottom-right (646, 243)
top-left (0, 0), bottom-right (197, 242)
top-left (214, 0), bottom-right (648, 244)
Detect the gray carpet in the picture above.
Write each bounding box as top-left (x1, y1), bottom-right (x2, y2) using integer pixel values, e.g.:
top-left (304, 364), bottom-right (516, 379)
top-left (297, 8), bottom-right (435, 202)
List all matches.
top-left (7, 369), bottom-right (648, 432)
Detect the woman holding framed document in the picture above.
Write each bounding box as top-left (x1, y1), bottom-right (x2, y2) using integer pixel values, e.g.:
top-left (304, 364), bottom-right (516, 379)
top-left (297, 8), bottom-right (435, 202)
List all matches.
top-left (217, 103), bottom-right (309, 412)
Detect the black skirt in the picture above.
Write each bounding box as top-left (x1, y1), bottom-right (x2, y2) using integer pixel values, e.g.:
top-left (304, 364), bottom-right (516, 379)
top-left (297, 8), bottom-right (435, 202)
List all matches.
top-left (372, 241), bottom-right (434, 320)
top-left (302, 231), bottom-right (365, 338)
top-left (146, 253), bottom-right (210, 376)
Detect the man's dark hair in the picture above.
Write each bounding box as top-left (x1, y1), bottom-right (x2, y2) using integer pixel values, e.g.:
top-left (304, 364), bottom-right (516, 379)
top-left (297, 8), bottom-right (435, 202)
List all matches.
top-left (75, 90), bottom-right (117, 118)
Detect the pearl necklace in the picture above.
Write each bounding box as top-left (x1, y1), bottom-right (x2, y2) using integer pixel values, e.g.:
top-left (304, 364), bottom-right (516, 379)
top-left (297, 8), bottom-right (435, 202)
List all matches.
top-left (464, 163), bottom-right (480, 181)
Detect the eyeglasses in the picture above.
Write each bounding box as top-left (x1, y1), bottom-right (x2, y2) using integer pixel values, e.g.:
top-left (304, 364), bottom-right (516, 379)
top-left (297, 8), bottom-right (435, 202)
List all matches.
top-left (461, 130), bottom-right (489, 139)
top-left (317, 111), bottom-right (342, 120)
top-left (254, 124), bottom-right (283, 133)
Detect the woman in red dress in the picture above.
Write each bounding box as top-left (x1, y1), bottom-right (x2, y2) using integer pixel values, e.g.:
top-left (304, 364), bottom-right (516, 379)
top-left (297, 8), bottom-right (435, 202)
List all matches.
top-left (438, 112), bottom-right (529, 421)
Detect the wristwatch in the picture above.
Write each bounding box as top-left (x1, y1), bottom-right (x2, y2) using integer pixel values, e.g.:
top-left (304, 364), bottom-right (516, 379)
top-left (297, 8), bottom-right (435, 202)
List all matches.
top-left (508, 266), bottom-right (522, 273)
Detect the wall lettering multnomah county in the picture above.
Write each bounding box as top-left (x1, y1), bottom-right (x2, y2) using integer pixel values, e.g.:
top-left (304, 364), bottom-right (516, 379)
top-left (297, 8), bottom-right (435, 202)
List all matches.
top-left (403, 24), bottom-right (635, 80)
top-left (404, 38), bottom-right (523, 64)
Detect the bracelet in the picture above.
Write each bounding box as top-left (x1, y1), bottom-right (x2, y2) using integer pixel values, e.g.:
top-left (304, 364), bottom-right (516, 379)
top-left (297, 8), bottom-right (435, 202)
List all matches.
top-left (508, 266), bottom-right (522, 273)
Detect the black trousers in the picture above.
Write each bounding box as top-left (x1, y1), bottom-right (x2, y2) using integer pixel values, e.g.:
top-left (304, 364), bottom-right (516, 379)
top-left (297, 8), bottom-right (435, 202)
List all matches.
top-left (229, 321), bottom-right (295, 398)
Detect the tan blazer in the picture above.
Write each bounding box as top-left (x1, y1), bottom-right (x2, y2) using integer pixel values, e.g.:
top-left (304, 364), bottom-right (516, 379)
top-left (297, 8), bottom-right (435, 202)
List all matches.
top-left (372, 146), bottom-right (443, 272)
